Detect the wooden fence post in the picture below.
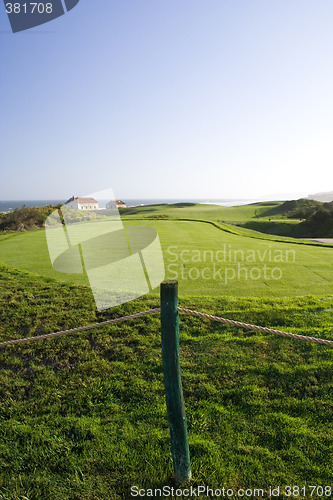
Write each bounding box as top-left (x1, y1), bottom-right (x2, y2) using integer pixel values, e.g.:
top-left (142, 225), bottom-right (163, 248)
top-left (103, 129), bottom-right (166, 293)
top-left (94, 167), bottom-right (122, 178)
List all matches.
top-left (160, 280), bottom-right (191, 483)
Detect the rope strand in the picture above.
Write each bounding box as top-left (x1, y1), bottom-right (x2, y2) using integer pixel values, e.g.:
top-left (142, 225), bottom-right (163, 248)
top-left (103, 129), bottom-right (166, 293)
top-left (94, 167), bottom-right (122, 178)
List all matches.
top-left (0, 308), bottom-right (161, 347)
top-left (0, 306), bottom-right (332, 347)
top-left (178, 307), bottom-right (333, 346)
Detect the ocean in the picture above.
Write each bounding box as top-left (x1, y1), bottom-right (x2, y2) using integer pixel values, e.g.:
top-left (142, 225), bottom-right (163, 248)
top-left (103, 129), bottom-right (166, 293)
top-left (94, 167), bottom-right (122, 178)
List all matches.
top-left (0, 198), bottom-right (265, 214)
top-left (0, 200), bottom-right (66, 214)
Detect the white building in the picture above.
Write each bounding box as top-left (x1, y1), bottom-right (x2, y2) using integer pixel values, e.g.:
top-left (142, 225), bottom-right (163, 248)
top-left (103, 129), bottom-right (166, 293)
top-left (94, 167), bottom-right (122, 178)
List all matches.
top-left (106, 200), bottom-right (127, 209)
top-left (65, 196), bottom-right (99, 211)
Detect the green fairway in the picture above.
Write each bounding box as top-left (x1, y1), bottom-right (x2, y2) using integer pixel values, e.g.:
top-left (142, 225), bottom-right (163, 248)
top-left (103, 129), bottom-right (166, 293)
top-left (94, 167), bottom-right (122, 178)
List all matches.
top-left (120, 201), bottom-right (287, 223)
top-left (1, 218), bottom-right (333, 298)
top-left (0, 230), bottom-right (90, 287)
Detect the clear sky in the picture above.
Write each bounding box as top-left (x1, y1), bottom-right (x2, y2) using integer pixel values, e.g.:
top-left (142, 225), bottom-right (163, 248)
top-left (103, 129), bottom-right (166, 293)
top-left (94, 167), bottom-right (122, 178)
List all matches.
top-left (1, 0), bottom-right (333, 200)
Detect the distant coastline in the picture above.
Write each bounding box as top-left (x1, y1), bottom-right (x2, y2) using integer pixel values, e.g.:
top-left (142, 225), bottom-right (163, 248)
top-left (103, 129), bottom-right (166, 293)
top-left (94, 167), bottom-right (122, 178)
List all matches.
top-left (0, 198), bottom-right (272, 214)
top-left (0, 195), bottom-right (305, 214)
top-left (0, 200), bottom-right (66, 214)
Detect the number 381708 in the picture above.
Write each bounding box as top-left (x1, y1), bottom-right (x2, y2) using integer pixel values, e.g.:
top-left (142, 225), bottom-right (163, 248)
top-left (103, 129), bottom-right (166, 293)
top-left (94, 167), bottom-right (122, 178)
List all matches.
top-left (5, 3), bottom-right (53, 14)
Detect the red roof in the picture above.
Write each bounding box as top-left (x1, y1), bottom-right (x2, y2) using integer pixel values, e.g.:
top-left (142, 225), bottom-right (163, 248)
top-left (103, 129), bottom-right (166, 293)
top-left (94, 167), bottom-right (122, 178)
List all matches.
top-left (75, 197), bottom-right (98, 204)
top-left (65, 196), bottom-right (98, 204)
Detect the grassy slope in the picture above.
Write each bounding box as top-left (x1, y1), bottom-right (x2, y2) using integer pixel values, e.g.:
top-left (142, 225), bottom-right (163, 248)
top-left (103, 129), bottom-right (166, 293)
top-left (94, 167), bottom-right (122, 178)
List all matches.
top-left (0, 264), bottom-right (333, 499)
top-left (120, 201), bottom-right (286, 223)
top-left (240, 220), bottom-right (301, 237)
top-left (120, 201), bottom-right (303, 238)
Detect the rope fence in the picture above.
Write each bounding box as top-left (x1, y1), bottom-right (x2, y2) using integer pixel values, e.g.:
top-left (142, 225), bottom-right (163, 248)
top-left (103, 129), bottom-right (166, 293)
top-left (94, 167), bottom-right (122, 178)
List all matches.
top-left (0, 308), bottom-right (161, 347)
top-left (1, 280), bottom-right (333, 484)
top-left (178, 307), bottom-right (333, 346)
top-left (0, 305), bottom-right (333, 347)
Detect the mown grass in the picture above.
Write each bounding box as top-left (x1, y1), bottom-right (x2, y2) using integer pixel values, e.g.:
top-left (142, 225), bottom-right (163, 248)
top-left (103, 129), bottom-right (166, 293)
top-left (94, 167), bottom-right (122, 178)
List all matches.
top-left (0, 263), bottom-right (333, 499)
top-left (120, 201), bottom-right (316, 239)
top-left (119, 201), bottom-right (287, 223)
top-left (1, 219), bottom-right (333, 298)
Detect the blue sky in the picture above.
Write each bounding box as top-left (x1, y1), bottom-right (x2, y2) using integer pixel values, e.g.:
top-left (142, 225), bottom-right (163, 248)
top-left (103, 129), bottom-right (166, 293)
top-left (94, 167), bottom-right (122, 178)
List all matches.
top-left (1, 0), bottom-right (333, 200)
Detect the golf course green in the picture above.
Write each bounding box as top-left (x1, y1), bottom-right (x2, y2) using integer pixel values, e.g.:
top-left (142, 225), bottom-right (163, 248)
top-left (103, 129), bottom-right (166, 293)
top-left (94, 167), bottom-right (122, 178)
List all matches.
top-left (0, 206), bottom-right (333, 298)
top-left (1, 202), bottom-right (333, 499)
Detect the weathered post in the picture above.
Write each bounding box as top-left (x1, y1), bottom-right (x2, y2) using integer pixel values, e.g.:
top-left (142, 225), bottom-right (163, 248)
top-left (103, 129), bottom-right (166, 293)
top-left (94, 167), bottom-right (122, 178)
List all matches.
top-left (160, 280), bottom-right (191, 483)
